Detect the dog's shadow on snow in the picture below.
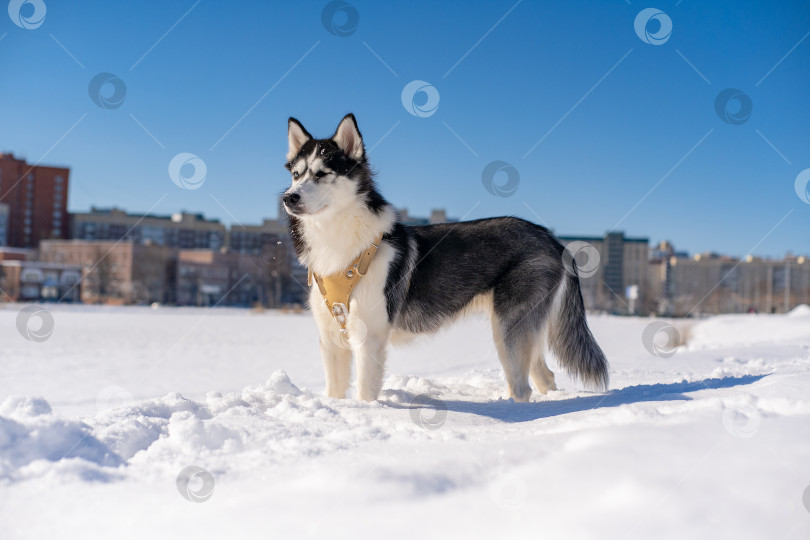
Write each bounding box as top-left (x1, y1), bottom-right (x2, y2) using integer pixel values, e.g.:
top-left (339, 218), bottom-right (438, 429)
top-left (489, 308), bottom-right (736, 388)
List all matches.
top-left (384, 374), bottom-right (768, 423)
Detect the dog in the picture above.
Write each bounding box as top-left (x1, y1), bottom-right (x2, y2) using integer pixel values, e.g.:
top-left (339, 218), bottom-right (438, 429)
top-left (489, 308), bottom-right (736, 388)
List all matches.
top-left (282, 114), bottom-right (608, 402)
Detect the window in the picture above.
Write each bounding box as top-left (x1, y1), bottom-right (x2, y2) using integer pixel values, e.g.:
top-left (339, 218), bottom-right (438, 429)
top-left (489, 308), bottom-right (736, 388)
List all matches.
top-left (55, 176), bottom-right (63, 184)
top-left (53, 211), bottom-right (61, 219)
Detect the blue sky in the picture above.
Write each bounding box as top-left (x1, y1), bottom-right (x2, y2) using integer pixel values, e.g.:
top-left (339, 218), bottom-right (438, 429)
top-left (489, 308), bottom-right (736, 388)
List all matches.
top-left (1, 0), bottom-right (809, 257)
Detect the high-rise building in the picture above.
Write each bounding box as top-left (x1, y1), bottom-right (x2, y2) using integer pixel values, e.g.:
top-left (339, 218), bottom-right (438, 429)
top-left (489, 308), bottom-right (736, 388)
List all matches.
top-left (0, 153), bottom-right (70, 248)
top-left (558, 232), bottom-right (649, 314)
top-left (0, 202), bottom-right (9, 246)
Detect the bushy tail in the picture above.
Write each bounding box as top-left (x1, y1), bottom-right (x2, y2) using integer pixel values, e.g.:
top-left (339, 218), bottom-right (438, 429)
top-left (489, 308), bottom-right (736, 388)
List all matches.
top-left (547, 273), bottom-right (609, 391)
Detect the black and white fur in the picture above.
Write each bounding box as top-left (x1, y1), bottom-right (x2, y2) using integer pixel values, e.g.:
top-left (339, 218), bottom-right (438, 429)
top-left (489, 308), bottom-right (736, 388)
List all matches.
top-left (283, 114), bottom-right (609, 402)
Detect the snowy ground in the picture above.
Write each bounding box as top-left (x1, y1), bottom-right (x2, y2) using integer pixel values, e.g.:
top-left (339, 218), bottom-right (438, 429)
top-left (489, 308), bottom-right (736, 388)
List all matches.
top-left (1, 303), bottom-right (809, 539)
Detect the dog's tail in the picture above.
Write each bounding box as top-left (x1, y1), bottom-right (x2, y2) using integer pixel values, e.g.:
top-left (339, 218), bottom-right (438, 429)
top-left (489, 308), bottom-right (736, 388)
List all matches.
top-left (546, 272), bottom-right (609, 391)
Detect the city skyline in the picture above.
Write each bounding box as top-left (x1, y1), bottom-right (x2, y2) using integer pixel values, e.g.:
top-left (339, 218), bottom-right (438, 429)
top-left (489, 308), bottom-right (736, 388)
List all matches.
top-left (2, 0), bottom-right (809, 258)
top-left (4, 149), bottom-right (809, 261)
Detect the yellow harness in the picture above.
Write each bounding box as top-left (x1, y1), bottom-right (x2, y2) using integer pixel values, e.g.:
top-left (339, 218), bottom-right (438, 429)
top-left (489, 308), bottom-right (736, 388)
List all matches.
top-left (307, 234), bottom-right (384, 333)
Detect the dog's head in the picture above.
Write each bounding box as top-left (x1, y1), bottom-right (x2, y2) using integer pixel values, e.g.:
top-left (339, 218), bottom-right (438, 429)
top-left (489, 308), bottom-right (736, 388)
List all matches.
top-left (283, 114), bottom-right (383, 220)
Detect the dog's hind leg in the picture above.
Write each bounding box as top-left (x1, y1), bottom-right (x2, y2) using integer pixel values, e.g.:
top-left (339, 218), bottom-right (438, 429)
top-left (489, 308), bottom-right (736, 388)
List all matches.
top-left (320, 336), bottom-right (352, 399)
top-left (530, 332), bottom-right (557, 395)
top-left (491, 316), bottom-right (533, 402)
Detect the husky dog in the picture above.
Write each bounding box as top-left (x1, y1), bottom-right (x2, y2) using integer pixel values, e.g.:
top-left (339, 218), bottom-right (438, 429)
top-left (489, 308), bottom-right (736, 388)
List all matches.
top-left (283, 114), bottom-right (608, 402)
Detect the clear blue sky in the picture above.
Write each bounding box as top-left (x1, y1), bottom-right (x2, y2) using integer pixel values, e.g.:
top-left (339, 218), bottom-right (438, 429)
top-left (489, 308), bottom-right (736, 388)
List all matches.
top-left (2, 0), bottom-right (809, 257)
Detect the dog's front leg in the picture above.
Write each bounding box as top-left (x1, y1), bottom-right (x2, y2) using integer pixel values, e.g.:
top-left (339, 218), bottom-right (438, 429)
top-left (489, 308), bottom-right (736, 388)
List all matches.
top-left (312, 286), bottom-right (352, 399)
top-left (355, 329), bottom-right (388, 401)
top-left (320, 335), bottom-right (352, 399)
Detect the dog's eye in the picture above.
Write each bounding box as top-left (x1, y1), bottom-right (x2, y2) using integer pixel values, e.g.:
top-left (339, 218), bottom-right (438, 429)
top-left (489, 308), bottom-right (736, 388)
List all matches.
top-left (313, 171), bottom-right (326, 179)
top-left (293, 171), bottom-right (299, 179)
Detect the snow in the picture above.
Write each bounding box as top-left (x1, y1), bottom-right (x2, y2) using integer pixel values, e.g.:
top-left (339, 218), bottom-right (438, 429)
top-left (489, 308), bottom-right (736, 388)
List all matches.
top-left (1, 304), bottom-right (809, 539)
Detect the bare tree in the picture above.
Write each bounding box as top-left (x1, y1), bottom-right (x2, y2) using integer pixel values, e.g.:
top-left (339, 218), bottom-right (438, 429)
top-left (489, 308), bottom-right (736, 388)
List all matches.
top-left (91, 247), bottom-right (116, 303)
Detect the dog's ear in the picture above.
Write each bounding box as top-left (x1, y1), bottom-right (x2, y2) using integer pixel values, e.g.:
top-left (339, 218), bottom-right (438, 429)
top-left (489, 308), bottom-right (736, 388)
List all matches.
top-left (287, 117), bottom-right (312, 161)
top-left (332, 113), bottom-right (364, 160)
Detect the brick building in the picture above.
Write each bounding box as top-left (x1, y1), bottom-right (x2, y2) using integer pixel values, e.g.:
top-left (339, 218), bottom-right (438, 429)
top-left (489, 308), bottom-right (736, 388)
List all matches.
top-left (0, 202), bottom-right (9, 246)
top-left (0, 260), bottom-right (82, 302)
top-left (38, 240), bottom-right (176, 304)
top-left (0, 153), bottom-right (70, 248)
top-left (175, 250), bottom-right (281, 307)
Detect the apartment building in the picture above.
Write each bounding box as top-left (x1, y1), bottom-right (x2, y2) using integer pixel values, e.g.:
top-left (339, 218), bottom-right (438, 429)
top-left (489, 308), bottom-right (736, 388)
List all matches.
top-left (0, 153), bottom-right (70, 248)
top-left (71, 207), bottom-right (226, 251)
top-left (659, 253), bottom-right (810, 316)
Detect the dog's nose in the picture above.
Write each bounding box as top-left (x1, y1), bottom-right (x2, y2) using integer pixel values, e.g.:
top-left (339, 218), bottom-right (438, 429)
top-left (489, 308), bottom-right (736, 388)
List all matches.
top-left (284, 192), bottom-right (301, 207)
